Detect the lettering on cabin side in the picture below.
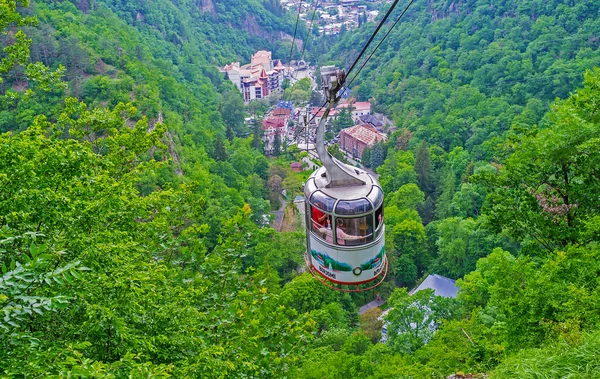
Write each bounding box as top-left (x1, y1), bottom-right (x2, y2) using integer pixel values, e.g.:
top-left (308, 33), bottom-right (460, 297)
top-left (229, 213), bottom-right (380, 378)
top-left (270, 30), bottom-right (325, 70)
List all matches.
top-left (374, 265), bottom-right (382, 278)
top-left (318, 265), bottom-right (336, 279)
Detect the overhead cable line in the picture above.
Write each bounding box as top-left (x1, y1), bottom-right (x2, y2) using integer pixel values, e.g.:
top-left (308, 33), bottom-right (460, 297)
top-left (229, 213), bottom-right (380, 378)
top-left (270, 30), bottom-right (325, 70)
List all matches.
top-left (288, 0), bottom-right (304, 68)
top-left (270, 0), bottom-right (303, 154)
top-left (288, 0), bottom-right (413, 149)
top-left (343, 0), bottom-right (402, 80)
top-left (303, 0), bottom-right (415, 134)
top-left (345, 0), bottom-right (416, 89)
top-left (285, 1), bottom-right (321, 152)
top-left (299, 0), bottom-right (320, 64)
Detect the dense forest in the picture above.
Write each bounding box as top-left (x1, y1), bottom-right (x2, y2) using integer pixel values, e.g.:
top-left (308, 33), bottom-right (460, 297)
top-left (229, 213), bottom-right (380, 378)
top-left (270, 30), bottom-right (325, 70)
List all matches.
top-left (1, 0), bottom-right (600, 377)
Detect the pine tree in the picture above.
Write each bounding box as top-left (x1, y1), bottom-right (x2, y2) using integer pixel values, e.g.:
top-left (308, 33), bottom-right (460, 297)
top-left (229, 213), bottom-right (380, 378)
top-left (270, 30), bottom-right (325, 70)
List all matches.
top-left (417, 196), bottom-right (436, 225)
top-left (226, 124), bottom-right (235, 141)
top-left (370, 142), bottom-right (386, 169)
top-left (252, 122), bottom-right (262, 149)
top-left (415, 141), bottom-right (434, 196)
top-left (273, 133), bottom-right (281, 156)
top-left (214, 137), bottom-right (228, 161)
top-left (361, 147), bottom-right (371, 168)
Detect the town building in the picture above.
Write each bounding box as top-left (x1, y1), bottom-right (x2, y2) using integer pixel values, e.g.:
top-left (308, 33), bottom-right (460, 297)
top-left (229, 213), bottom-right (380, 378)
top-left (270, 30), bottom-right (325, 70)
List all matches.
top-left (339, 124), bottom-right (387, 160)
top-left (337, 100), bottom-right (371, 121)
top-left (220, 50), bottom-right (286, 103)
top-left (262, 107), bottom-right (292, 154)
top-left (282, 0), bottom-right (382, 36)
top-left (290, 162), bottom-right (303, 172)
top-left (359, 114), bottom-right (385, 132)
top-left (408, 274), bottom-right (459, 298)
top-left (311, 107), bottom-right (337, 126)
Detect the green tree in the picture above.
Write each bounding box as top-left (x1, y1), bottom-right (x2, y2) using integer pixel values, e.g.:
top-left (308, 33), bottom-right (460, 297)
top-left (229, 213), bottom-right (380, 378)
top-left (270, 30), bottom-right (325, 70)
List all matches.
top-left (214, 137), bottom-right (228, 161)
top-left (369, 141), bottom-right (386, 169)
top-left (385, 288), bottom-right (459, 354)
top-left (377, 150), bottom-right (417, 194)
top-left (273, 132), bottom-right (282, 156)
top-left (414, 141), bottom-right (434, 196)
top-left (387, 183), bottom-right (425, 211)
top-left (220, 90), bottom-right (246, 136)
top-left (486, 69), bottom-right (600, 254)
top-left (359, 307), bottom-right (383, 343)
top-left (333, 108), bottom-right (354, 132)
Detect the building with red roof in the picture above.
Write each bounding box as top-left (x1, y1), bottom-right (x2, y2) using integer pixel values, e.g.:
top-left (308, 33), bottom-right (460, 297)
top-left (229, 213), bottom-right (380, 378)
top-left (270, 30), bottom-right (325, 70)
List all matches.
top-left (220, 50), bottom-right (286, 103)
top-left (340, 124), bottom-right (387, 160)
top-left (336, 99), bottom-right (371, 121)
top-left (291, 162), bottom-right (303, 172)
top-left (311, 107), bottom-right (338, 125)
top-left (262, 107), bottom-right (292, 155)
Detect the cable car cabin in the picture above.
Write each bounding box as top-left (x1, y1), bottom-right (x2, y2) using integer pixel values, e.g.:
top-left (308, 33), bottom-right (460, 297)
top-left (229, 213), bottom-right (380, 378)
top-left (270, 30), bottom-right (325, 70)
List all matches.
top-left (301, 65), bottom-right (387, 290)
top-left (304, 165), bottom-right (386, 286)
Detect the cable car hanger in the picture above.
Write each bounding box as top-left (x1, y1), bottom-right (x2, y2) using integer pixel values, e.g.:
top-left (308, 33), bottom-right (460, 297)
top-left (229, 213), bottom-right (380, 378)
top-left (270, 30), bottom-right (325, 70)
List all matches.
top-left (316, 66), bottom-right (365, 188)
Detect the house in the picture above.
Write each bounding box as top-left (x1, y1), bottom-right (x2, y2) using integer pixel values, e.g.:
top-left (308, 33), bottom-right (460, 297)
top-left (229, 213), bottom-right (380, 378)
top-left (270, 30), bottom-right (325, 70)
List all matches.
top-left (251, 50), bottom-right (273, 70)
top-left (381, 274), bottom-right (458, 342)
top-left (337, 99), bottom-right (372, 121)
top-left (262, 117), bottom-right (286, 154)
top-left (359, 114), bottom-right (385, 132)
top-left (409, 274), bottom-right (459, 298)
top-left (310, 107), bottom-right (338, 126)
top-left (272, 107), bottom-right (292, 119)
top-left (339, 124), bottom-right (387, 160)
top-left (290, 162), bottom-right (303, 172)
top-left (241, 68), bottom-right (269, 102)
top-left (262, 107), bottom-right (292, 154)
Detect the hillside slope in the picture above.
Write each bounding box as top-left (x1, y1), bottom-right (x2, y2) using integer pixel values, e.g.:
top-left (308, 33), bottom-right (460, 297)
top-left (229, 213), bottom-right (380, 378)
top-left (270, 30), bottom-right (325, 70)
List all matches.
top-left (319, 0), bottom-right (600, 156)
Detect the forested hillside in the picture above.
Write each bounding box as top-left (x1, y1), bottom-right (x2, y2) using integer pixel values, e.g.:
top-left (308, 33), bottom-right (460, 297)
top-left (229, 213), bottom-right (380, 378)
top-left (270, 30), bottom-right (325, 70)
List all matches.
top-left (324, 0), bottom-right (600, 154)
top-left (310, 0), bottom-right (600, 284)
top-left (1, 0), bottom-right (600, 377)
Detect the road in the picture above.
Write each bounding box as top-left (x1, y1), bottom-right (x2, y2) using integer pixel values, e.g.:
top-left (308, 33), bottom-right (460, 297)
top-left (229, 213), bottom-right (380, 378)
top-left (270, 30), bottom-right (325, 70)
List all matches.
top-left (271, 196), bottom-right (287, 231)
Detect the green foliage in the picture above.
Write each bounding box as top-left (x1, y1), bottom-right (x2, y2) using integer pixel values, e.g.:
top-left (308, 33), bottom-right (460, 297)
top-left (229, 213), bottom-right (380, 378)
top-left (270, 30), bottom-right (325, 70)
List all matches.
top-left (486, 69), bottom-right (600, 254)
top-left (359, 307), bottom-right (383, 344)
top-left (273, 132), bottom-right (281, 156)
top-left (220, 90), bottom-right (246, 136)
top-left (385, 288), bottom-right (460, 354)
top-left (491, 331), bottom-right (600, 379)
top-left (0, 232), bottom-right (87, 334)
top-left (428, 217), bottom-right (509, 279)
top-left (387, 183), bottom-right (425, 211)
top-left (324, 0), bottom-right (600, 155)
top-left (459, 244), bottom-right (600, 351)
top-left (333, 107), bottom-right (353, 132)
top-left (377, 150), bottom-right (417, 194)
top-left (369, 141), bottom-right (386, 169)
top-left (414, 141), bottom-right (434, 196)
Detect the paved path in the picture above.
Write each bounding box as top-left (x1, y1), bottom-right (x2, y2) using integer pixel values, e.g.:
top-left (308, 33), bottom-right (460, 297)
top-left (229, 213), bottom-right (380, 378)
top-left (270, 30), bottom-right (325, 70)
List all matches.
top-left (359, 298), bottom-right (385, 315)
top-left (271, 196), bottom-right (287, 231)
top-left (302, 156), bottom-right (318, 170)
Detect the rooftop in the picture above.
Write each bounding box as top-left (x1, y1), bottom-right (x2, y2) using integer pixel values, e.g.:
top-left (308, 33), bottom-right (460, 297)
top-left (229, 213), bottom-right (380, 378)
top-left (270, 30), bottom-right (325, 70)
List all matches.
top-left (262, 117), bottom-right (285, 129)
top-left (272, 108), bottom-right (291, 117)
top-left (360, 114), bottom-right (384, 128)
top-left (341, 124), bottom-right (386, 146)
top-left (337, 100), bottom-right (371, 111)
top-left (409, 274), bottom-right (458, 298)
